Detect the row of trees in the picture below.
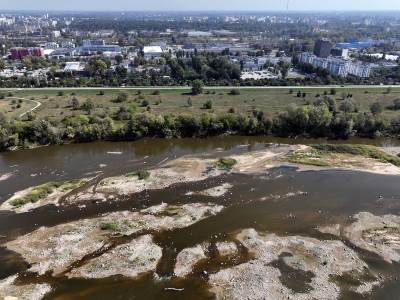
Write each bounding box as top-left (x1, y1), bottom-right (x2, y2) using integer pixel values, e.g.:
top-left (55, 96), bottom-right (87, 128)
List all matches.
top-left (1, 100), bottom-right (399, 151)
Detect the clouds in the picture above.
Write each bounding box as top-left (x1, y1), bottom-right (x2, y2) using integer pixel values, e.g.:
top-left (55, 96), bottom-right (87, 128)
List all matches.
top-left (2, 0), bottom-right (400, 11)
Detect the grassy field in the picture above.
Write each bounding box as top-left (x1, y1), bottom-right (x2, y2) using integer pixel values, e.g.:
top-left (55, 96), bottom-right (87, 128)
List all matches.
top-left (1, 87), bottom-right (400, 121)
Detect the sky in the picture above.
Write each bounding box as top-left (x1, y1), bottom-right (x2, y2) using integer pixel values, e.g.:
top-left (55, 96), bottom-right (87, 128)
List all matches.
top-left (1, 0), bottom-right (400, 12)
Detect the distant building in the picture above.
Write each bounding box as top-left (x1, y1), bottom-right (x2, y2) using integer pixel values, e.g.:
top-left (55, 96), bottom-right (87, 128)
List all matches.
top-left (52, 30), bottom-right (61, 38)
top-left (331, 48), bottom-right (349, 59)
top-left (78, 45), bottom-right (121, 57)
top-left (64, 62), bottom-right (84, 72)
top-left (143, 46), bottom-right (163, 58)
top-left (242, 60), bottom-right (259, 71)
top-left (10, 47), bottom-right (44, 60)
top-left (335, 41), bottom-right (372, 50)
top-left (314, 39), bottom-right (332, 58)
top-left (48, 48), bottom-right (77, 59)
top-left (61, 41), bottom-right (76, 49)
top-left (82, 39), bottom-right (105, 47)
top-left (299, 52), bottom-right (371, 78)
top-left (182, 43), bottom-right (250, 55)
top-left (44, 42), bottom-right (59, 49)
top-left (186, 31), bottom-right (213, 37)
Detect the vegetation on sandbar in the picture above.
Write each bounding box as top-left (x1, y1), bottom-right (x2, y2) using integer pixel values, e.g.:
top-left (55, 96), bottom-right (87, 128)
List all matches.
top-left (312, 144), bottom-right (400, 167)
top-left (10, 182), bottom-right (61, 207)
top-left (288, 144), bottom-right (400, 168)
top-left (126, 170), bottom-right (151, 180)
top-left (9, 180), bottom-right (84, 208)
top-left (216, 158), bottom-right (238, 170)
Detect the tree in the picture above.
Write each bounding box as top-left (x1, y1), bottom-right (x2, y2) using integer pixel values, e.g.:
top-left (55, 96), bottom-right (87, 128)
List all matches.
top-left (0, 59), bottom-right (5, 71)
top-left (86, 59), bottom-right (108, 76)
top-left (192, 80), bottom-right (204, 95)
top-left (115, 55), bottom-right (123, 65)
top-left (203, 100), bottom-right (213, 109)
top-left (115, 92), bottom-right (129, 103)
top-left (82, 99), bottom-right (95, 114)
top-left (370, 102), bottom-right (383, 115)
top-left (339, 99), bottom-right (357, 113)
top-left (314, 96), bottom-right (337, 112)
top-left (393, 99), bottom-right (400, 110)
top-left (229, 89), bottom-right (241, 96)
top-left (71, 97), bottom-right (80, 110)
top-left (278, 61), bottom-right (291, 79)
top-left (0, 112), bottom-right (6, 125)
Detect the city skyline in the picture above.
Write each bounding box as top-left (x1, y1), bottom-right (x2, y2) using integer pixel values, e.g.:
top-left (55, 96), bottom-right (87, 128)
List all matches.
top-left (1, 0), bottom-right (400, 12)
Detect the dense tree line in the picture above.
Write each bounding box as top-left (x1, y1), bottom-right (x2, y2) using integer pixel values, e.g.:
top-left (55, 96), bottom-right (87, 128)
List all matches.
top-left (1, 98), bottom-right (400, 151)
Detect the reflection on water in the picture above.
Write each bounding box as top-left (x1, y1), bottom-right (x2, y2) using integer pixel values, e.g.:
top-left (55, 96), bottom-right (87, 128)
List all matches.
top-left (1, 136), bottom-right (400, 299)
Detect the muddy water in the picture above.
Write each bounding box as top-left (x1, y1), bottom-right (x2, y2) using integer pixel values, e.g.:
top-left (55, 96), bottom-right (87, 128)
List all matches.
top-left (1, 136), bottom-right (400, 299)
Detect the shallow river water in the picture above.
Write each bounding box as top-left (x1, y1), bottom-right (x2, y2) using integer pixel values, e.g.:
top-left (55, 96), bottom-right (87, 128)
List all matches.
top-left (1, 136), bottom-right (400, 299)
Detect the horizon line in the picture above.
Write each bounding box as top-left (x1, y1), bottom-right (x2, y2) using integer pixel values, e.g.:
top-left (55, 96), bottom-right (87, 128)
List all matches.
top-left (1, 9), bottom-right (400, 13)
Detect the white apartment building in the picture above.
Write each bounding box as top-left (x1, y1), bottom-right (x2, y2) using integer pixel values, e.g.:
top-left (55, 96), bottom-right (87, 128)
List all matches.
top-left (61, 41), bottom-right (76, 49)
top-left (44, 42), bottom-right (59, 49)
top-left (299, 52), bottom-right (371, 78)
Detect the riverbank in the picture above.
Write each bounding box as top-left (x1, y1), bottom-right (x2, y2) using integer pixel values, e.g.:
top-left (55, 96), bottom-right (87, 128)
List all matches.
top-left (2, 85), bottom-right (400, 153)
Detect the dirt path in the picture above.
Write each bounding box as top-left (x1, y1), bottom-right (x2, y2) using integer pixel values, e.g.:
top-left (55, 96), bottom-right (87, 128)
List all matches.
top-left (10, 97), bottom-right (42, 118)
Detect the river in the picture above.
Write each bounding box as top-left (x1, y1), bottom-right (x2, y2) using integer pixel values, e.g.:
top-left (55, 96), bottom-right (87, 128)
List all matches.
top-left (1, 136), bottom-right (400, 299)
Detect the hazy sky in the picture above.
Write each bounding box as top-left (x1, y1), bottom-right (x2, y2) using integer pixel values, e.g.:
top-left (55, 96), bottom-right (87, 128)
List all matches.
top-left (2, 0), bottom-right (400, 11)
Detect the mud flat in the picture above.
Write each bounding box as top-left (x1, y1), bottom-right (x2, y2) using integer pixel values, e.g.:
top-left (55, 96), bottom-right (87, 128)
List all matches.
top-left (0, 178), bottom-right (91, 213)
top-left (208, 229), bottom-right (376, 300)
top-left (215, 242), bottom-right (238, 256)
top-left (97, 156), bottom-right (225, 196)
top-left (319, 212), bottom-right (400, 263)
top-left (5, 203), bottom-right (223, 276)
top-left (196, 183), bottom-right (233, 198)
top-left (230, 144), bottom-right (307, 174)
top-left (0, 275), bottom-right (51, 300)
top-left (68, 235), bottom-right (162, 279)
top-left (0, 172), bottom-right (14, 182)
top-left (174, 243), bottom-right (209, 277)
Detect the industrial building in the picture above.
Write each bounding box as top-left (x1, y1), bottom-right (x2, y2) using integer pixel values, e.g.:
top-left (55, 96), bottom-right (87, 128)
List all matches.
top-left (143, 46), bottom-right (163, 58)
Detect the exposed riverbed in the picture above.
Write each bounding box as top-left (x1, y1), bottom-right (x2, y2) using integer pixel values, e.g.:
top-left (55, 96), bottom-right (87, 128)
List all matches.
top-left (2, 136), bottom-right (400, 300)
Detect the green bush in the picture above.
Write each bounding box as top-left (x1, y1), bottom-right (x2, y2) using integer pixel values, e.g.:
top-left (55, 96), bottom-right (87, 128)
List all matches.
top-left (115, 92), bottom-right (129, 103)
top-left (229, 89), bottom-right (241, 96)
top-left (126, 170), bottom-right (150, 180)
top-left (100, 222), bottom-right (118, 231)
top-left (10, 182), bottom-right (62, 207)
top-left (216, 158), bottom-right (237, 170)
top-left (203, 100), bottom-right (213, 109)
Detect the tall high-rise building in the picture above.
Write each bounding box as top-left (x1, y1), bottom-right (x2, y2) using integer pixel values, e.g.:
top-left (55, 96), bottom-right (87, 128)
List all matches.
top-left (314, 39), bottom-right (332, 58)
